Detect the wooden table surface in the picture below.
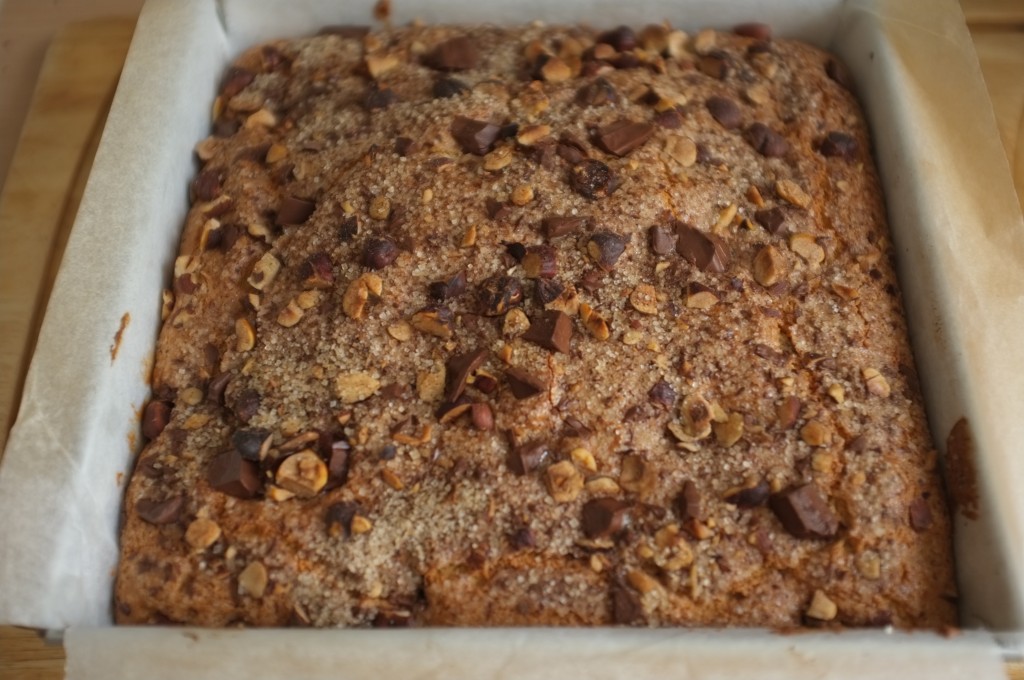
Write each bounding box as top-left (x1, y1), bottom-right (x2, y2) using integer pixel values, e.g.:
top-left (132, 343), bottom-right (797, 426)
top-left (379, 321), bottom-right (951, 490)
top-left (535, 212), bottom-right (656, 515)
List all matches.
top-left (0, 2), bottom-right (1021, 678)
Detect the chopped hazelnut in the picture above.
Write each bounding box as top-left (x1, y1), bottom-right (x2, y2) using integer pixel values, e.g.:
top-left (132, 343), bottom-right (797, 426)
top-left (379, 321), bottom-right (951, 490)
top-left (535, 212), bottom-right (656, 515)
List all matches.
top-left (862, 368), bottom-right (891, 397)
top-left (585, 476), bottom-right (622, 495)
top-left (334, 372), bottom-right (381, 404)
top-left (790, 233), bottom-right (825, 265)
top-left (369, 195), bottom-right (392, 220)
top-left (511, 184), bottom-right (535, 206)
top-left (629, 284), bottom-right (659, 315)
top-left (713, 412), bottom-right (744, 446)
top-left (185, 518), bottom-right (221, 550)
top-left (570, 447), bottom-right (597, 472)
top-left (234, 318), bottom-right (255, 353)
top-left (342, 273), bottom-right (383, 320)
top-left (805, 589), bottom-right (838, 621)
top-left (627, 569), bottom-right (661, 595)
top-left (776, 179), bottom-right (811, 208)
top-left (517, 124), bottom-right (551, 146)
top-left (247, 252), bottom-right (281, 291)
top-left (800, 419), bottom-right (833, 447)
top-left (503, 308), bottom-right (531, 337)
top-left (544, 460), bottom-right (584, 503)
top-left (238, 561), bottom-right (268, 598)
top-left (753, 244), bottom-right (786, 287)
top-left (409, 305), bottom-right (455, 339)
top-left (483, 145), bottom-right (513, 171)
top-left (276, 299), bottom-right (305, 327)
top-left (579, 303), bottom-right (611, 341)
top-left (387, 321), bottom-right (413, 341)
top-left (351, 515), bottom-right (373, 534)
top-left (275, 449), bottom-right (328, 497)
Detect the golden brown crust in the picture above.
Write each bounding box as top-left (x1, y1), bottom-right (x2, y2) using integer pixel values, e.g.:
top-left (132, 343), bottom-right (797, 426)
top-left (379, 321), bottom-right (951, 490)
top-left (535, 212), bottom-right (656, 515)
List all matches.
top-left (116, 23), bottom-right (956, 629)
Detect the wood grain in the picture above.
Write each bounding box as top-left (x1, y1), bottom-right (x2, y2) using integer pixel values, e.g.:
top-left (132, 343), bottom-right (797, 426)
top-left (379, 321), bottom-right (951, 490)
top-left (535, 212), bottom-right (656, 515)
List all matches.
top-left (0, 17), bottom-right (134, 680)
top-left (0, 4), bottom-right (1021, 678)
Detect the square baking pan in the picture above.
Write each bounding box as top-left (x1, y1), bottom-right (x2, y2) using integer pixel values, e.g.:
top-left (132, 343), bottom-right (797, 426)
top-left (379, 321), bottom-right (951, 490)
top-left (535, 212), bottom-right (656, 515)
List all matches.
top-left (1, 0), bottom-right (1022, 677)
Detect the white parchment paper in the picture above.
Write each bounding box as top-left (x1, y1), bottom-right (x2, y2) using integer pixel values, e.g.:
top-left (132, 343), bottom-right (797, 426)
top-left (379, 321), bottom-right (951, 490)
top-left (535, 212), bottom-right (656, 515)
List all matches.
top-left (0, 0), bottom-right (1022, 675)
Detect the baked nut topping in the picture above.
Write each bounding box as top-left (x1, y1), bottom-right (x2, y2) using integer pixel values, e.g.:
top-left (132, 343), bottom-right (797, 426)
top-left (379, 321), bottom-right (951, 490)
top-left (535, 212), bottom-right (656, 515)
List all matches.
top-left (118, 20), bottom-right (954, 631)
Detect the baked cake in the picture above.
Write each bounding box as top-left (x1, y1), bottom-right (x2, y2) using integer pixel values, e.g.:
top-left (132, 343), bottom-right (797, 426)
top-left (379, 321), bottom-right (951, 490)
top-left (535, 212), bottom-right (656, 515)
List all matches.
top-left (115, 21), bottom-right (957, 628)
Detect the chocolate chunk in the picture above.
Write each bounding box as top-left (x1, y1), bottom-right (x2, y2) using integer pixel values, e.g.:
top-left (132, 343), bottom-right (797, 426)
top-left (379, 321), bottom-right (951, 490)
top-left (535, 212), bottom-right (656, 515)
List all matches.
top-left (428, 271), bottom-right (468, 300)
top-left (770, 483), bottom-right (839, 539)
top-left (300, 252), bottom-right (334, 288)
top-left (582, 498), bottom-right (631, 539)
top-left (675, 224), bottom-right (730, 272)
top-left (425, 35), bottom-right (479, 71)
top-left (445, 348), bottom-right (488, 402)
top-left (394, 136), bottom-right (420, 157)
top-left (542, 215), bottom-right (587, 239)
top-left (745, 123), bottom-right (790, 157)
top-left (230, 388), bottom-right (261, 423)
top-left (654, 108), bottom-right (683, 129)
top-left (207, 372), bottom-right (232, 405)
top-left (534, 278), bottom-right (565, 305)
top-left (190, 170), bottom-right (221, 203)
top-left (317, 25), bottom-right (370, 39)
top-left (486, 198), bottom-right (510, 221)
top-left (522, 310), bottom-right (573, 353)
top-left (338, 214), bottom-right (359, 241)
top-left (522, 245), bottom-right (558, 279)
top-left (610, 577), bottom-right (643, 626)
top-left (430, 77), bottom-right (467, 101)
top-left (825, 57), bottom-right (853, 89)
top-left (507, 441), bottom-right (550, 475)
top-left (648, 225), bottom-right (676, 255)
top-left (579, 269), bottom-right (606, 292)
top-left (597, 25), bottom-right (637, 52)
top-left (142, 401), bottom-right (172, 440)
top-left (587, 231), bottom-right (629, 270)
top-left (570, 159), bottom-right (618, 199)
top-left (364, 83), bottom-right (398, 110)
top-left (611, 580), bottom-right (644, 625)
top-left (213, 119), bottom-right (240, 138)
top-left (362, 237), bottom-right (399, 269)
top-left (697, 51), bottom-right (729, 80)
top-left (594, 119), bottom-right (655, 157)
top-left (504, 242), bottom-right (527, 263)
top-left (725, 480), bottom-right (771, 508)
top-left (734, 22), bottom-right (773, 40)
top-left (509, 526), bottom-right (536, 550)
top-left (505, 367), bottom-right (547, 399)
top-left (135, 495), bottom-right (185, 525)
top-left (909, 496), bottom-right (934, 532)
top-left (232, 427), bottom-right (271, 462)
top-left (647, 380), bottom-right (677, 409)
top-left (754, 207), bottom-right (787, 234)
top-left (276, 196), bottom-right (316, 226)
top-left (819, 131), bottom-right (858, 160)
top-left (325, 501), bottom-right (359, 538)
top-left (575, 77), bottom-right (619, 107)
top-left (776, 395), bottom-right (802, 429)
top-left (220, 67), bottom-right (255, 98)
top-left (478, 274), bottom-right (524, 316)
top-left (473, 373), bottom-right (498, 394)
top-left (557, 142), bottom-right (587, 165)
top-left (207, 450), bottom-right (261, 499)
top-left (325, 440), bottom-right (350, 490)
top-left (706, 95), bottom-right (742, 129)
top-left (373, 611), bottom-right (412, 628)
top-left (675, 480), bottom-right (703, 521)
top-left (610, 52), bottom-right (643, 70)
top-left (450, 116), bottom-right (501, 156)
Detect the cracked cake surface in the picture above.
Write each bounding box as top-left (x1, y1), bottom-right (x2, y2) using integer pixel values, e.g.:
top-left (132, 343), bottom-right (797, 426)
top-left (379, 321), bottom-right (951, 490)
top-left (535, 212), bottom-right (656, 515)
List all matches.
top-left (115, 21), bottom-right (956, 628)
